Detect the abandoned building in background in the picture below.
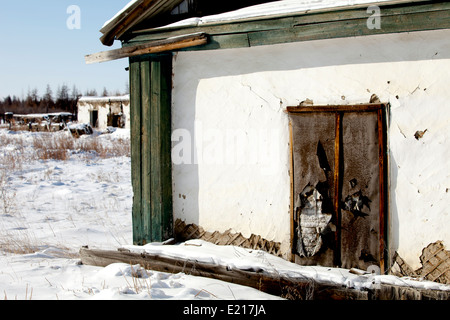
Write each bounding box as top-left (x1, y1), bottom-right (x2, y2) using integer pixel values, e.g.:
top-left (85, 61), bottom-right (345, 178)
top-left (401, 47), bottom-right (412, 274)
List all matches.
top-left (77, 95), bottom-right (130, 131)
top-left (0, 112), bottom-right (75, 132)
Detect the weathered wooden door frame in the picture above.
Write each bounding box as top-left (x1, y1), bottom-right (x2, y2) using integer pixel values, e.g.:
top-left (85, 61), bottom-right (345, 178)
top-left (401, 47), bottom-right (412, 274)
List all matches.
top-left (288, 103), bottom-right (389, 273)
top-left (129, 53), bottom-right (173, 245)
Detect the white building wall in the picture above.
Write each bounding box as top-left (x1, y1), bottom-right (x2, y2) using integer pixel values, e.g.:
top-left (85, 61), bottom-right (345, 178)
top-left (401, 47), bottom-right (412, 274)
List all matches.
top-left (77, 106), bottom-right (91, 126)
top-left (172, 29), bottom-right (450, 268)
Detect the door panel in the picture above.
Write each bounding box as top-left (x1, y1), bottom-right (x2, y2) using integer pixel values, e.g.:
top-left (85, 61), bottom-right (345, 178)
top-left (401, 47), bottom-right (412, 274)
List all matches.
top-left (291, 112), bottom-right (336, 267)
top-left (289, 107), bottom-right (386, 270)
top-left (340, 112), bottom-right (380, 270)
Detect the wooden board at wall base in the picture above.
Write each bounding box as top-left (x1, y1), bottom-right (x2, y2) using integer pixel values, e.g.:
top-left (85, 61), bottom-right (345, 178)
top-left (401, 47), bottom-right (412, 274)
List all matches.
top-left (79, 247), bottom-right (450, 300)
top-left (78, 246), bottom-right (368, 300)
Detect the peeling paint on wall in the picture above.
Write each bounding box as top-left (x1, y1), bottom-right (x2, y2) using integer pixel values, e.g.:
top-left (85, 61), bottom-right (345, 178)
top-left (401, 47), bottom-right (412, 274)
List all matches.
top-left (342, 190), bottom-right (371, 219)
top-left (414, 129), bottom-right (427, 140)
top-left (295, 185), bottom-right (332, 258)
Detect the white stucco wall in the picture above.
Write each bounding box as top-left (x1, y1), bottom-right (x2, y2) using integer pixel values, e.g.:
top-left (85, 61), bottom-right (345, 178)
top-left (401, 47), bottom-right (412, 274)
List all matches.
top-left (172, 29), bottom-right (450, 268)
top-left (77, 102), bottom-right (110, 129)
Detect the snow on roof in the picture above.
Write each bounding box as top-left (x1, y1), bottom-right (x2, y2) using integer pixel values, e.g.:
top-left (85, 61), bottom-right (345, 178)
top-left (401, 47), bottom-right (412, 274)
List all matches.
top-left (103, 0), bottom-right (396, 33)
top-left (13, 112), bottom-right (74, 118)
top-left (100, 0), bottom-right (185, 45)
top-left (101, 0), bottom-right (139, 31)
top-left (159, 0), bottom-right (394, 29)
top-left (78, 95), bottom-right (130, 103)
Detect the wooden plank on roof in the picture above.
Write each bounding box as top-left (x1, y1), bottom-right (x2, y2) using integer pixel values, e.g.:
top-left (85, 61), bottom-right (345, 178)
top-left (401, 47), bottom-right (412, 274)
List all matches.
top-left (129, 15), bottom-right (298, 42)
top-left (248, 9), bottom-right (450, 47)
top-left (86, 32), bottom-right (208, 64)
top-left (101, 0), bottom-right (159, 46)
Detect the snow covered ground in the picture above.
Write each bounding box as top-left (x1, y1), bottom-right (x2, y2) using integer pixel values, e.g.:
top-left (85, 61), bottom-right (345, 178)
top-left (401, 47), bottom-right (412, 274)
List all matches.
top-left (0, 128), bottom-right (282, 300)
top-left (0, 128), bottom-right (449, 301)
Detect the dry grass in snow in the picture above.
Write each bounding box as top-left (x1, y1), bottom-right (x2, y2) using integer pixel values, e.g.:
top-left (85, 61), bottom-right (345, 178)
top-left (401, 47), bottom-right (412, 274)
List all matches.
top-left (0, 128), bottom-right (281, 300)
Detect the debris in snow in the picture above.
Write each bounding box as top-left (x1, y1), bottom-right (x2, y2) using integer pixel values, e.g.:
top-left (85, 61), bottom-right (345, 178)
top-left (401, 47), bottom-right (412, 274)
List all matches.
top-left (68, 123), bottom-right (94, 137)
top-left (392, 251), bottom-right (418, 278)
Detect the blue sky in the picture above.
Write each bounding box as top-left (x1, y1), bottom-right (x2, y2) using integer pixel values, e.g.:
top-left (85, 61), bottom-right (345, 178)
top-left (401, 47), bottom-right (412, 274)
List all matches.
top-left (0, 1), bottom-right (131, 99)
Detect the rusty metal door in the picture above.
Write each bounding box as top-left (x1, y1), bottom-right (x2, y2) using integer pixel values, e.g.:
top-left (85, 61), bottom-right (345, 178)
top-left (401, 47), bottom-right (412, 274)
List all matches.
top-left (288, 105), bottom-right (387, 272)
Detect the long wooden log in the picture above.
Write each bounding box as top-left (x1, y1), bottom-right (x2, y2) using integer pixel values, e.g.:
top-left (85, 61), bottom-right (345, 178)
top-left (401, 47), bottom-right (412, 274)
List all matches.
top-left (79, 247), bottom-right (368, 300)
top-left (85, 33), bottom-right (208, 64)
top-left (79, 247), bottom-right (450, 300)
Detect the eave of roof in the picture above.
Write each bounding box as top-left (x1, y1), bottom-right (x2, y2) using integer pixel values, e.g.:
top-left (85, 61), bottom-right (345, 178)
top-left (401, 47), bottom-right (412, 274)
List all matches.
top-left (137, 0), bottom-right (399, 32)
top-left (100, 0), bottom-right (185, 46)
top-left (101, 0), bottom-right (434, 47)
top-left (90, 0), bottom-right (449, 64)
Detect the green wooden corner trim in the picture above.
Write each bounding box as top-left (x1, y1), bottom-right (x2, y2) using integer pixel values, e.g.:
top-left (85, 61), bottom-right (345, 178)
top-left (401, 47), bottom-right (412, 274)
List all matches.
top-left (150, 59), bottom-right (163, 241)
top-left (141, 59), bottom-right (152, 243)
top-left (129, 54), bottom-right (173, 245)
top-left (129, 58), bottom-right (143, 245)
top-left (123, 2), bottom-right (450, 52)
top-left (159, 55), bottom-right (174, 241)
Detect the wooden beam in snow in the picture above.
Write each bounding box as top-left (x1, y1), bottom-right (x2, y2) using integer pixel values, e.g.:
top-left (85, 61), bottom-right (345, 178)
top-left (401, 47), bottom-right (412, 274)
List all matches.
top-left (79, 246), bottom-right (450, 300)
top-left (79, 247), bottom-right (368, 300)
top-left (85, 32), bottom-right (208, 64)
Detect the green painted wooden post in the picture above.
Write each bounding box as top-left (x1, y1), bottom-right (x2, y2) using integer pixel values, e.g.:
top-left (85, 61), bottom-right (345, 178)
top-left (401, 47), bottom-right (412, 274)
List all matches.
top-left (129, 53), bottom-right (173, 245)
top-left (130, 58), bottom-right (143, 244)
